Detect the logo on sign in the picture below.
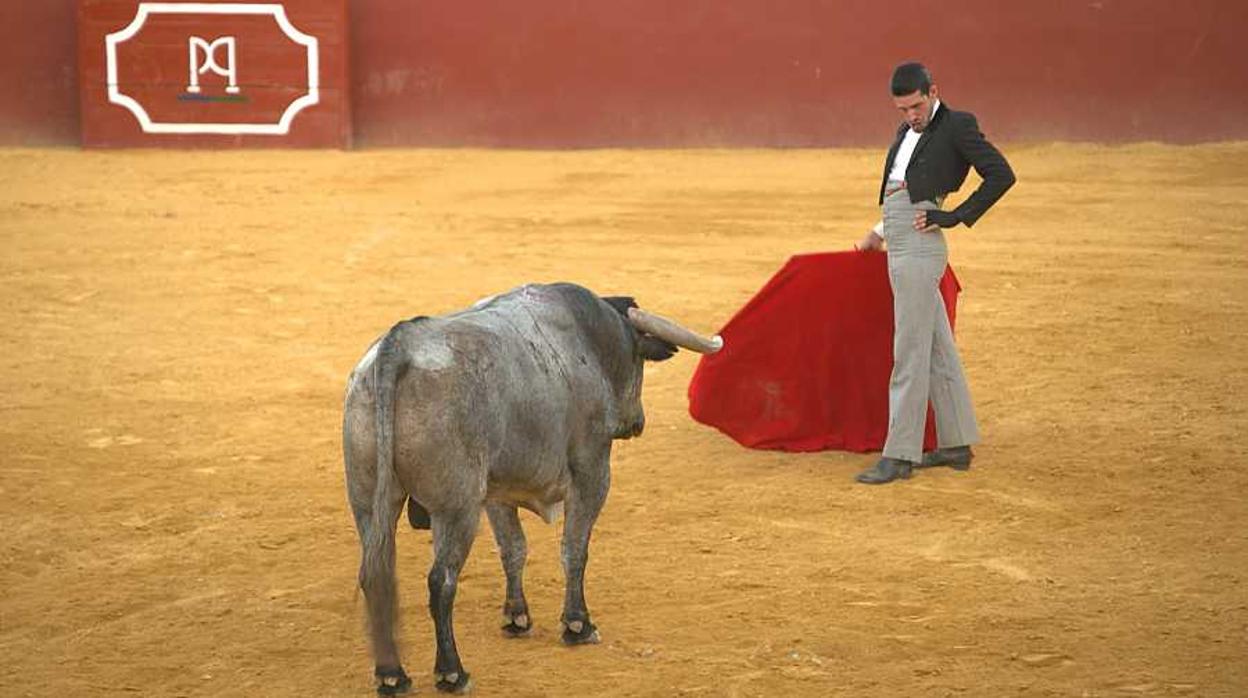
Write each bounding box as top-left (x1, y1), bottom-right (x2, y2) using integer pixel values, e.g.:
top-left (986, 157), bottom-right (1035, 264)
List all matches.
top-left (105, 3), bottom-right (319, 135)
top-left (187, 36), bottom-right (240, 95)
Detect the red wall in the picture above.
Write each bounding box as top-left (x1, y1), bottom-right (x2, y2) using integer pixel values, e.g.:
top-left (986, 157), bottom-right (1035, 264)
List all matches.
top-left (0, 1), bottom-right (80, 145)
top-left (3, 0), bottom-right (1247, 146)
top-left (349, 0), bottom-right (1248, 147)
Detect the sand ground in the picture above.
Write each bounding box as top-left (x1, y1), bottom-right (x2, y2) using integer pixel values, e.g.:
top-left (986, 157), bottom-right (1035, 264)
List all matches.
top-left (1, 143), bottom-right (1246, 697)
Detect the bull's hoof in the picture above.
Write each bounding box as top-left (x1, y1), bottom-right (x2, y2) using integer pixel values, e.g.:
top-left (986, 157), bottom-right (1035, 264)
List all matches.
top-left (501, 612), bottom-right (532, 638)
top-left (434, 670), bottom-right (472, 694)
top-left (375, 667), bottom-right (412, 696)
top-left (561, 618), bottom-right (601, 646)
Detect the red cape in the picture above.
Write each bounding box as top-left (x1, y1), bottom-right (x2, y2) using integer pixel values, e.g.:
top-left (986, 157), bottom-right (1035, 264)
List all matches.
top-left (688, 251), bottom-right (960, 453)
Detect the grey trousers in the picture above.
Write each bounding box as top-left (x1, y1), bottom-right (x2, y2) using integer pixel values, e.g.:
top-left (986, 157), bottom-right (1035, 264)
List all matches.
top-left (880, 187), bottom-right (980, 462)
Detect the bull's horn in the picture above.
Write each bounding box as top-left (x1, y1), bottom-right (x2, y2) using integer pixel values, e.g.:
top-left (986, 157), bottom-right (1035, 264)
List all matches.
top-left (626, 307), bottom-right (724, 354)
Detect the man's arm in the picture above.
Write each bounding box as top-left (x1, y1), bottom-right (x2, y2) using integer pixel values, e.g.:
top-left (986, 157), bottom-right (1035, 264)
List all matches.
top-left (946, 113), bottom-right (1015, 227)
top-left (856, 220), bottom-right (884, 251)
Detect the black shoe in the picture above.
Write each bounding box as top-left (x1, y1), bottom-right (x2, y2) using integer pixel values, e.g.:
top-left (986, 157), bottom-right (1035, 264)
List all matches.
top-left (918, 446), bottom-right (973, 471)
top-left (855, 457), bottom-right (914, 484)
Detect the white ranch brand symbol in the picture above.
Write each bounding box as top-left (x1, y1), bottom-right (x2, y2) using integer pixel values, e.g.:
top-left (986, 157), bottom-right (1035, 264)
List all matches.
top-left (187, 36), bottom-right (240, 95)
top-left (105, 2), bottom-right (320, 135)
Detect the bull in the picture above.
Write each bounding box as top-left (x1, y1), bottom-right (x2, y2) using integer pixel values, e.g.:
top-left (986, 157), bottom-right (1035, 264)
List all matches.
top-left (342, 283), bottom-right (722, 694)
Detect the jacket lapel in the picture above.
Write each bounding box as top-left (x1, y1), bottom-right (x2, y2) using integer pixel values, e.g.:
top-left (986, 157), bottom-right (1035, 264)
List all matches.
top-left (882, 124), bottom-right (907, 180)
top-left (908, 102), bottom-right (947, 165)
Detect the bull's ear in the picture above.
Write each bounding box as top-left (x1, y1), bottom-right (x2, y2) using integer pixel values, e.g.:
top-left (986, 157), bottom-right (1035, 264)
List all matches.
top-left (639, 335), bottom-right (678, 362)
top-left (603, 296), bottom-right (675, 361)
top-left (602, 296), bottom-right (637, 316)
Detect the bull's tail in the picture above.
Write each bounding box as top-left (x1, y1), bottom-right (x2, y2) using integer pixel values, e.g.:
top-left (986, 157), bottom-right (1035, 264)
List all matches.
top-left (359, 322), bottom-right (410, 668)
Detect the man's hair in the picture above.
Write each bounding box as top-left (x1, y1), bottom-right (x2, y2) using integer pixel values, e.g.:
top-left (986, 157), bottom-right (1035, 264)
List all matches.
top-left (890, 62), bottom-right (933, 97)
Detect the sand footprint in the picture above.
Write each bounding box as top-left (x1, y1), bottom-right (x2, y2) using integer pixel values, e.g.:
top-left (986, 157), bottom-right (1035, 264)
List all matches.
top-left (85, 429), bottom-right (144, 449)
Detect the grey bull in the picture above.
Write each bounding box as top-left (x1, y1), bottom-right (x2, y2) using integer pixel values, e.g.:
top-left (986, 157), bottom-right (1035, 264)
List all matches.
top-left (342, 283), bottom-right (722, 694)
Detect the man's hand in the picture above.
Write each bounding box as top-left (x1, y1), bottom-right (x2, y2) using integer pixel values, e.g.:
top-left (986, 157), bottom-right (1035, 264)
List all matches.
top-left (914, 209), bottom-right (960, 232)
top-left (855, 231), bottom-right (883, 252)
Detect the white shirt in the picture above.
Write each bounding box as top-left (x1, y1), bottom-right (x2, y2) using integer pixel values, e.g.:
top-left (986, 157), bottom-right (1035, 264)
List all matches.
top-left (887, 99), bottom-right (941, 182)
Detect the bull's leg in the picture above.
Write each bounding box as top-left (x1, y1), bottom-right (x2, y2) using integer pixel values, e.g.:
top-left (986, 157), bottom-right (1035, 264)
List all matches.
top-left (353, 490), bottom-right (412, 696)
top-left (428, 507), bottom-right (479, 694)
top-left (560, 459), bottom-right (610, 646)
top-left (485, 503), bottom-right (531, 637)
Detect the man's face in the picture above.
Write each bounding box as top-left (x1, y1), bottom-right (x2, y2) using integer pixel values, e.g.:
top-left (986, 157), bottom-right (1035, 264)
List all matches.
top-left (893, 85), bottom-right (939, 132)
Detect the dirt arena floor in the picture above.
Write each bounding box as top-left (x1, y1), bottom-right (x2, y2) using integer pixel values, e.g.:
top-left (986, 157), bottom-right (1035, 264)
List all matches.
top-left (2, 142), bottom-right (1246, 697)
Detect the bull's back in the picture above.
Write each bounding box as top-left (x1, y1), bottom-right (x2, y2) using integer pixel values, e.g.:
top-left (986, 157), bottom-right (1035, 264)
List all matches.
top-left (345, 306), bottom-right (601, 512)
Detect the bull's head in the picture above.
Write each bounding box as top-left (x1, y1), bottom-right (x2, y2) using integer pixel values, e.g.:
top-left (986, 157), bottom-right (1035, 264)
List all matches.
top-left (601, 296), bottom-right (723, 439)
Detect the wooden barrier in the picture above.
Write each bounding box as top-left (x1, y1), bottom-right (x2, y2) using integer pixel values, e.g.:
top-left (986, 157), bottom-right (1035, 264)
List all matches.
top-left (78, 0), bottom-right (350, 147)
top-left (0, 2), bottom-right (79, 145)
top-left (1, 0), bottom-right (1237, 146)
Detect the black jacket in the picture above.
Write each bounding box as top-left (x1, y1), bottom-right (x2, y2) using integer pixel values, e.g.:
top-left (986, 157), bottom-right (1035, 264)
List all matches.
top-left (878, 103), bottom-right (1015, 227)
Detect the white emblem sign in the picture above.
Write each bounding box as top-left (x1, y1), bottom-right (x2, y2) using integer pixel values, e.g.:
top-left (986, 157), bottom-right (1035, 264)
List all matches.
top-left (105, 3), bottom-right (320, 135)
